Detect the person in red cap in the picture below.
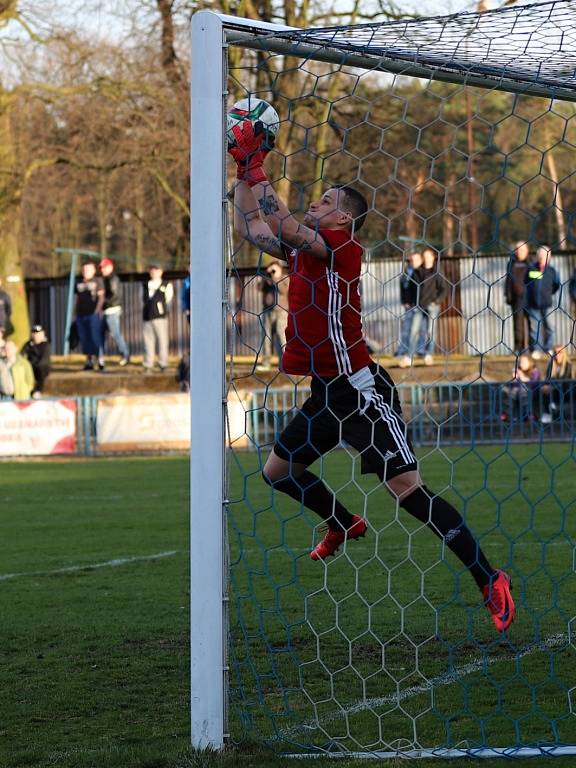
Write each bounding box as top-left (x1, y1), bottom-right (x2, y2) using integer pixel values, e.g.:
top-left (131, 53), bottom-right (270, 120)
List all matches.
top-left (99, 258), bottom-right (130, 367)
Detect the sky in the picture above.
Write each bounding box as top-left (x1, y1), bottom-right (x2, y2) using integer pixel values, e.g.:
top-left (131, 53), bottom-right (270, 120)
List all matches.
top-left (65, 0), bottom-right (486, 42)
top-left (0, 0), bottom-right (497, 56)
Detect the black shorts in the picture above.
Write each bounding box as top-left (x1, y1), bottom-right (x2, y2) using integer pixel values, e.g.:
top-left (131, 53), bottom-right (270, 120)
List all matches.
top-left (273, 364), bottom-right (417, 482)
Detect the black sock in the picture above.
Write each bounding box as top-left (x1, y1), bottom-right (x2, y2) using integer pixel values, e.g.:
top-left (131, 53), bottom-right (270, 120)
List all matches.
top-left (399, 485), bottom-right (494, 589)
top-left (263, 470), bottom-right (355, 531)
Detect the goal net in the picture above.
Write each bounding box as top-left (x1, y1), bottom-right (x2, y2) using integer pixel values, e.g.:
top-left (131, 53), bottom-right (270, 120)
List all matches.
top-left (191, 3), bottom-right (576, 758)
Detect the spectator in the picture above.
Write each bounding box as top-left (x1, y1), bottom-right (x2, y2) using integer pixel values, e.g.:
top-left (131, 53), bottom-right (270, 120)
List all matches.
top-left (74, 262), bottom-right (105, 371)
top-left (0, 342), bottom-right (13, 400)
top-left (0, 276), bottom-right (12, 336)
top-left (396, 251), bottom-right (423, 368)
top-left (415, 247), bottom-right (447, 366)
top-left (525, 245), bottom-right (560, 360)
top-left (569, 265), bottom-right (576, 319)
top-left (541, 345), bottom-right (574, 423)
top-left (143, 264), bottom-right (173, 372)
top-left (3, 340), bottom-right (34, 400)
top-left (21, 324), bottom-right (51, 397)
top-left (504, 241), bottom-right (531, 355)
top-left (176, 353), bottom-right (190, 392)
top-left (500, 353), bottom-right (541, 422)
top-left (180, 266), bottom-right (191, 325)
top-left (259, 261), bottom-right (289, 370)
top-left (99, 258), bottom-right (130, 366)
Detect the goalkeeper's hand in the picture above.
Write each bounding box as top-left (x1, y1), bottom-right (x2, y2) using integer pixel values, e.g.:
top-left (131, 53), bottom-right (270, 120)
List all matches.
top-left (228, 119), bottom-right (274, 187)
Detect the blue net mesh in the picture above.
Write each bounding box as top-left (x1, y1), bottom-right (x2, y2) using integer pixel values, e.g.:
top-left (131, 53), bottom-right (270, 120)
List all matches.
top-left (223, 9), bottom-right (576, 755)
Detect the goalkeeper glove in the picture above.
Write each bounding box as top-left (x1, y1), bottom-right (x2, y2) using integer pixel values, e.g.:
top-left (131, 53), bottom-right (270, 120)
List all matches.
top-left (228, 120), bottom-right (274, 187)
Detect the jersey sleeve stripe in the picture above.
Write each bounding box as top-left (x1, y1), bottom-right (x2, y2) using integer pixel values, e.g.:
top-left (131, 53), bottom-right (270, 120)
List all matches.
top-left (326, 268), bottom-right (344, 375)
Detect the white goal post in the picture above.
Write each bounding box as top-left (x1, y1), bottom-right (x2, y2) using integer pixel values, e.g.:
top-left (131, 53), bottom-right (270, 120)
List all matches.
top-left (190, 6), bottom-right (576, 755)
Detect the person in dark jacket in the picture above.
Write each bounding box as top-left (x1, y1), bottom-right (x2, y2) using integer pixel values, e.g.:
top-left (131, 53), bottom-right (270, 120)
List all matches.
top-left (142, 264), bottom-right (173, 372)
top-left (180, 267), bottom-right (191, 325)
top-left (525, 245), bottom-right (560, 359)
top-left (0, 277), bottom-right (12, 336)
top-left (504, 241), bottom-right (530, 355)
top-left (21, 324), bottom-right (51, 397)
top-left (396, 251), bottom-right (422, 368)
top-left (569, 266), bottom-right (576, 319)
top-left (99, 258), bottom-right (130, 367)
top-left (414, 248), bottom-right (447, 365)
top-left (74, 262), bottom-right (105, 370)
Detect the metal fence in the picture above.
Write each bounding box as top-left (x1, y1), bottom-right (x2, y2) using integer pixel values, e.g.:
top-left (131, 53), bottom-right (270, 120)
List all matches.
top-left (26, 272), bottom-right (190, 356)
top-left (244, 380), bottom-right (576, 450)
top-left (229, 252), bottom-right (576, 358)
top-left (15, 379), bottom-right (574, 457)
top-left (26, 253), bottom-right (575, 358)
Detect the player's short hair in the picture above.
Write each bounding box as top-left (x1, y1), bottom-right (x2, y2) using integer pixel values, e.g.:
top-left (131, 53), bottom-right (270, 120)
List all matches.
top-left (335, 185), bottom-right (369, 232)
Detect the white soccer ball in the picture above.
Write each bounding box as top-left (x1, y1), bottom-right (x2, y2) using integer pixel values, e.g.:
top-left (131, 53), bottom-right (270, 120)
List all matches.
top-left (227, 98), bottom-right (280, 146)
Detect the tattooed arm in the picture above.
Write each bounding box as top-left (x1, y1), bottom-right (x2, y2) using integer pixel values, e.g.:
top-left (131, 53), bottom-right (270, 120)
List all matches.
top-left (233, 181), bottom-right (285, 259)
top-left (251, 179), bottom-right (329, 260)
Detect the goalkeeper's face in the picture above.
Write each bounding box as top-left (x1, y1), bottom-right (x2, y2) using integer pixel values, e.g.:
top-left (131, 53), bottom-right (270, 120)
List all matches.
top-left (304, 188), bottom-right (352, 230)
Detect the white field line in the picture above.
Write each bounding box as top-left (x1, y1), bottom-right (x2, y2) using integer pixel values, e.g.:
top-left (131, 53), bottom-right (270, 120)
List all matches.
top-left (285, 633), bottom-right (568, 738)
top-left (0, 550), bottom-right (178, 582)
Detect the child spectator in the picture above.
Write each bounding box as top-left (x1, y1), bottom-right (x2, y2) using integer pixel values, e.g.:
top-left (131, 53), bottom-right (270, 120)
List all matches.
top-left (501, 353), bottom-right (541, 422)
top-left (22, 324), bottom-right (51, 397)
top-left (541, 345), bottom-right (574, 423)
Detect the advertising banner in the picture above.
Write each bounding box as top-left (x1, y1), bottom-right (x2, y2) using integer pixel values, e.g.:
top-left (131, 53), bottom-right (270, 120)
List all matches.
top-left (96, 394), bottom-right (190, 451)
top-left (0, 399), bottom-right (77, 456)
top-left (96, 392), bottom-right (250, 451)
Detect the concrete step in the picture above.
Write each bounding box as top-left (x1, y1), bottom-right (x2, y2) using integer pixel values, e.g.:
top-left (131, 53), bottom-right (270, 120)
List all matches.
top-left (42, 354), bottom-right (545, 398)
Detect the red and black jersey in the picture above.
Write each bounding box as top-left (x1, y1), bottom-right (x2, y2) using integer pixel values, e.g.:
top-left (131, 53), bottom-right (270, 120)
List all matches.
top-left (281, 228), bottom-right (372, 378)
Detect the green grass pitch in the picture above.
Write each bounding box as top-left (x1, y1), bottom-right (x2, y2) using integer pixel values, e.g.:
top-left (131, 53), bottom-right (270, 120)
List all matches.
top-left (1, 447), bottom-right (575, 768)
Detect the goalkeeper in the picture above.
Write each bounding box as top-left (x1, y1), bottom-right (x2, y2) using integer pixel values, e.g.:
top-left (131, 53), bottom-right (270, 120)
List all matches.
top-left (229, 119), bottom-right (515, 633)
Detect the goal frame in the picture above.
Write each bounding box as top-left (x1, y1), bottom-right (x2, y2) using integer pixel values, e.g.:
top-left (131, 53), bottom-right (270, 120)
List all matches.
top-left (190, 8), bottom-right (576, 754)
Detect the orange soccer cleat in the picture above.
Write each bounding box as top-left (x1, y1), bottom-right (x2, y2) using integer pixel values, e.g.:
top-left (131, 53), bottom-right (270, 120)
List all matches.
top-left (482, 569), bottom-right (516, 633)
top-left (310, 515), bottom-right (367, 561)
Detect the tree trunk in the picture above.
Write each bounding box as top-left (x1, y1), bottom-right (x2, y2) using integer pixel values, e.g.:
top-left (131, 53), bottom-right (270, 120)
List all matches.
top-left (465, 90), bottom-right (479, 253)
top-left (443, 172), bottom-right (456, 257)
top-left (543, 136), bottom-right (567, 249)
top-left (0, 100), bottom-right (28, 346)
top-left (438, 173), bottom-right (462, 354)
top-left (97, 174), bottom-right (110, 259)
top-left (135, 206), bottom-right (144, 273)
top-left (410, 167), bottom-right (427, 244)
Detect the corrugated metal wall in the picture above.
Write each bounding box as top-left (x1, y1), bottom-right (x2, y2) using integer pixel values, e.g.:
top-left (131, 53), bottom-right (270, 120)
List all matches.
top-left (230, 252), bottom-right (576, 358)
top-left (26, 254), bottom-right (575, 358)
top-left (26, 274), bottom-right (190, 357)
